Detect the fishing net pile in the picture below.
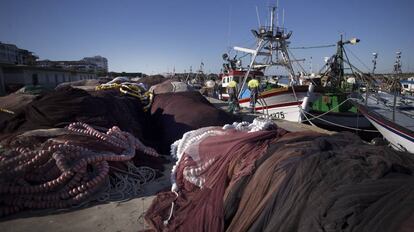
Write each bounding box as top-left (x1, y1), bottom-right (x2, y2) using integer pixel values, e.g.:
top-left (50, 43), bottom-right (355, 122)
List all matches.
top-left (145, 118), bottom-right (414, 232)
top-left (55, 79), bottom-right (107, 91)
top-left (149, 80), bottom-right (195, 95)
top-left (0, 92), bottom-right (38, 125)
top-left (148, 91), bottom-right (237, 153)
top-left (0, 87), bottom-right (148, 140)
top-left (0, 122), bottom-right (159, 217)
top-left (0, 86), bottom-right (167, 218)
top-left (136, 75), bottom-right (166, 89)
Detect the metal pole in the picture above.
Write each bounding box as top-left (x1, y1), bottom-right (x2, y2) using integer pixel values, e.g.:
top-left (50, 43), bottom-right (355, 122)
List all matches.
top-left (367, 53), bottom-right (377, 106)
top-left (270, 7), bottom-right (275, 32)
top-left (238, 39), bottom-right (265, 99)
top-left (393, 92), bottom-right (397, 122)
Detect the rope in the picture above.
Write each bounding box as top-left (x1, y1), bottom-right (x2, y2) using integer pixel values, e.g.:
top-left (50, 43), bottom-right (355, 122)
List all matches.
top-left (305, 97), bottom-right (355, 120)
top-left (301, 110), bottom-right (378, 132)
top-left (95, 83), bottom-right (153, 112)
top-left (164, 191), bottom-right (179, 225)
top-left (299, 107), bottom-right (316, 126)
top-left (95, 162), bottom-right (156, 202)
top-left (299, 97), bottom-right (378, 132)
top-left (291, 84), bottom-right (299, 102)
top-left (344, 47), bottom-right (371, 72)
top-left (288, 49), bottom-right (308, 75)
top-left (0, 108), bottom-right (14, 115)
top-left (287, 49), bottom-right (319, 87)
top-left (290, 44), bottom-right (336, 50)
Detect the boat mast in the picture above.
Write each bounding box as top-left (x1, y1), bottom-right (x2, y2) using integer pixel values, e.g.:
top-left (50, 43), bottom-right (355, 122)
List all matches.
top-left (372, 53), bottom-right (378, 74)
top-left (367, 53), bottom-right (378, 106)
top-left (237, 5), bottom-right (296, 98)
top-left (392, 51), bottom-right (402, 121)
top-left (329, 35), bottom-right (359, 88)
top-left (337, 34), bottom-right (345, 84)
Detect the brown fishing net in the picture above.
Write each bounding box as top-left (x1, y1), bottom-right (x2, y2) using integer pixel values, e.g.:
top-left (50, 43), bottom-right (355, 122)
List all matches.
top-left (145, 128), bottom-right (414, 232)
top-left (148, 91), bottom-right (238, 153)
top-left (0, 87), bottom-right (147, 140)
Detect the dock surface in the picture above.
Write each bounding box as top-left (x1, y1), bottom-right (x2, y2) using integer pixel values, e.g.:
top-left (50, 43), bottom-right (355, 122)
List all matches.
top-left (0, 163), bottom-right (173, 232)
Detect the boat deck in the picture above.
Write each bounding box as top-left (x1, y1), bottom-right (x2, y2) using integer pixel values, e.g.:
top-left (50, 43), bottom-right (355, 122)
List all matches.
top-left (366, 94), bottom-right (414, 131)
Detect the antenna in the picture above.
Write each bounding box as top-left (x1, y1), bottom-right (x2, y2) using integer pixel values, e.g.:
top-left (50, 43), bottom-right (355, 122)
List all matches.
top-left (282, 8), bottom-right (285, 27)
top-left (270, 6), bottom-right (276, 32)
top-left (227, 5), bottom-right (232, 48)
top-left (310, 56), bottom-right (313, 73)
top-left (256, 6), bottom-right (261, 28)
top-left (276, 0), bottom-right (279, 27)
top-left (394, 51), bottom-right (402, 74)
top-left (372, 53), bottom-right (377, 75)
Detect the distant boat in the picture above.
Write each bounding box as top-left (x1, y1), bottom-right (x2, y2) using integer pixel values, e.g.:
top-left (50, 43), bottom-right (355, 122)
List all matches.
top-left (401, 77), bottom-right (414, 94)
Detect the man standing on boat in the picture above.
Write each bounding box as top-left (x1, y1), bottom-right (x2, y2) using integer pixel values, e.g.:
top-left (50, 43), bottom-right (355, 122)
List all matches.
top-left (248, 78), bottom-right (260, 113)
top-left (227, 80), bottom-right (239, 113)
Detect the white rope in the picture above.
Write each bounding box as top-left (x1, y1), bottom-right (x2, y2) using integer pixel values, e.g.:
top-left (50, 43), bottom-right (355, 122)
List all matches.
top-left (222, 117), bottom-right (276, 133)
top-left (163, 191), bottom-right (179, 225)
top-left (301, 110), bottom-right (378, 132)
top-left (304, 97), bottom-right (356, 121)
top-left (299, 107), bottom-right (316, 126)
top-left (298, 96), bottom-right (378, 132)
top-left (96, 162), bottom-right (156, 202)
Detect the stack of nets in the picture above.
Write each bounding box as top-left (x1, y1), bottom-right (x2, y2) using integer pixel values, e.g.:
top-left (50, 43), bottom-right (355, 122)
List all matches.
top-left (0, 122), bottom-right (159, 217)
top-left (145, 119), bottom-right (414, 232)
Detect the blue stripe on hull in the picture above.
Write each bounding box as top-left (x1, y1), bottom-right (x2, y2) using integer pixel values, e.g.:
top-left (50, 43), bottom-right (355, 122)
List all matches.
top-left (362, 109), bottom-right (414, 143)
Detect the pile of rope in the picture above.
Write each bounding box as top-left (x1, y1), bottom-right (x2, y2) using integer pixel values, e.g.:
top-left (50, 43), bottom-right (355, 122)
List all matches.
top-left (95, 83), bottom-right (153, 111)
top-left (96, 162), bottom-right (156, 202)
top-left (0, 122), bottom-right (159, 217)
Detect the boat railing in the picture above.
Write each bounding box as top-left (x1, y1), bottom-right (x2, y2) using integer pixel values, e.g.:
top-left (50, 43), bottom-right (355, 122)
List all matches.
top-left (362, 89), bottom-right (414, 120)
top-left (253, 26), bottom-right (289, 39)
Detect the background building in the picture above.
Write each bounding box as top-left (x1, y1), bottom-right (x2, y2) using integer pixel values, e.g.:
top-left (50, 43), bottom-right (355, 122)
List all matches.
top-left (0, 42), bottom-right (108, 95)
top-left (0, 64), bottom-right (96, 94)
top-left (36, 55), bottom-right (108, 73)
top-left (0, 42), bottom-right (38, 65)
top-left (82, 56), bottom-right (108, 72)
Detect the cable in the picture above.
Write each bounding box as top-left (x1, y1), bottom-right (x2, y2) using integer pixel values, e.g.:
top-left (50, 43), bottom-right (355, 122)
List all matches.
top-left (0, 108), bottom-right (14, 114)
top-left (301, 110), bottom-right (379, 132)
top-left (290, 44), bottom-right (336, 49)
top-left (345, 47), bottom-right (371, 72)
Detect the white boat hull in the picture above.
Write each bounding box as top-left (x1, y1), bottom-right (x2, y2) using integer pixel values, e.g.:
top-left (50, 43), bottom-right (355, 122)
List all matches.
top-left (238, 88), bottom-right (317, 123)
top-left (365, 116), bottom-right (414, 153)
top-left (354, 99), bottom-right (414, 153)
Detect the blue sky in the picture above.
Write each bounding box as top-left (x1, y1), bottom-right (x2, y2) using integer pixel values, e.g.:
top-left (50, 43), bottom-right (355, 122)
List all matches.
top-left (1, 0), bottom-right (413, 74)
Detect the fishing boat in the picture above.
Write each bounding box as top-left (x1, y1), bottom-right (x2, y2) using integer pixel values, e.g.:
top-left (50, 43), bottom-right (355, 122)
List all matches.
top-left (220, 6), bottom-right (320, 122)
top-left (353, 52), bottom-right (414, 153)
top-left (220, 6), bottom-right (374, 132)
top-left (302, 36), bottom-right (375, 132)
